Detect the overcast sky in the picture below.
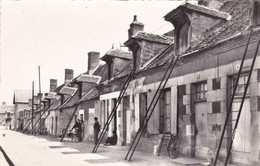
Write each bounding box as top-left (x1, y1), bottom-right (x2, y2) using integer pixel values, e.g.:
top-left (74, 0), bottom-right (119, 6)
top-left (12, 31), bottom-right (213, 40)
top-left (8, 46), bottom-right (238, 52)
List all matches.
top-left (0, 0), bottom-right (197, 105)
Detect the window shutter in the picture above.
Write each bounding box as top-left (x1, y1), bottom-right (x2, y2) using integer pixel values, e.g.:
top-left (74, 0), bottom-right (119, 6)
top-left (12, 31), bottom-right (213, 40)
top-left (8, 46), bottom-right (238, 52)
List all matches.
top-left (212, 101), bottom-right (221, 113)
top-left (171, 86), bottom-right (178, 135)
top-left (213, 78), bottom-right (221, 90)
top-left (134, 94), bottom-right (140, 132)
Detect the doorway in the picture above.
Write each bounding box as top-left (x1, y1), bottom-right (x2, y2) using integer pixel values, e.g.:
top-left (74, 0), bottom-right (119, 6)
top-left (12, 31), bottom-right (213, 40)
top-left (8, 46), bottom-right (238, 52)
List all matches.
top-left (230, 74), bottom-right (251, 164)
top-left (195, 102), bottom-right (208, 159)
top-left (122, 96), bottom-right (130, 145)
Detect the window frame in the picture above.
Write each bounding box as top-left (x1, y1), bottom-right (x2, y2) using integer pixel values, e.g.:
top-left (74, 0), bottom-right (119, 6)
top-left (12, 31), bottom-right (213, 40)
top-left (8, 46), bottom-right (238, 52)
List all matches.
top-left (194, 81), bottom-right (208, 102)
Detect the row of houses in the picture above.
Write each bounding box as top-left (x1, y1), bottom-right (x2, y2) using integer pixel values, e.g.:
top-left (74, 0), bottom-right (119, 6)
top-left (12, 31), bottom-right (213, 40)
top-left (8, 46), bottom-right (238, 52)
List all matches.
top-left (13, 0), bottom-right (260, 165)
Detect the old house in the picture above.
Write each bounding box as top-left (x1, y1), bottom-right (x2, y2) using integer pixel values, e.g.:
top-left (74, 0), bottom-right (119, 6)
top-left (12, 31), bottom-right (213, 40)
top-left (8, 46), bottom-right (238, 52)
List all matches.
top-left (44, 70), bottom-right (75, 136)
top-left (44, 52), bottom-right (105, 140)
top-left (13, 89), bottom-right (32, 130)
top-left (95, 15), bottom-right (174, 147)
top-left (71, 51), bottom-right (106, 141)
top-left (94, 1), bottom-right (260, 165)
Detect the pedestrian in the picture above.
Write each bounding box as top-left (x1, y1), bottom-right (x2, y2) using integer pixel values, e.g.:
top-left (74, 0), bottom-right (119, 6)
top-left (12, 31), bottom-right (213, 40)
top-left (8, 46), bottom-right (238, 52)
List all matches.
top-left (80, 119), bottom-right (84, 140)
top-left (104, 130), bottom-right (118, 146)
top-left (71, 119), bottom-right (82, 142)
top-left (93, 117), bottom-right (100, 144)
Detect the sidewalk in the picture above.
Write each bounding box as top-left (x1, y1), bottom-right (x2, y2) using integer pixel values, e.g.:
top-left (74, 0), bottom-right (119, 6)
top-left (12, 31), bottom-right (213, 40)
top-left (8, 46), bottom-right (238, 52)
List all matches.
top-left (36, 134), bottom-right (209, 166)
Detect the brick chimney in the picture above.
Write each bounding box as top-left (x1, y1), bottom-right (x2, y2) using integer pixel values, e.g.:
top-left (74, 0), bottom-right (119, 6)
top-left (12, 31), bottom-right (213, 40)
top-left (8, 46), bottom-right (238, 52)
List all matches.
top-left (64, 69), bottom-right (73, 85)
top-left (198, 0), bottom-right (224, 10)
top-left (88, 51), bottom-right (100, 74)
top-left (50, 79), bottom-right (57, 92)
top-left (128, 15), bottom-right (144, 39)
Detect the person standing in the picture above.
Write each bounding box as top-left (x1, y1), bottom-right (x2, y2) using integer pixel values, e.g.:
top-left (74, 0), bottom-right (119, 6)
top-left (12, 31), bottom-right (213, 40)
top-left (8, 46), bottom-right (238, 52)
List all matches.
top-left (93, 117), bottom-right (100, 144)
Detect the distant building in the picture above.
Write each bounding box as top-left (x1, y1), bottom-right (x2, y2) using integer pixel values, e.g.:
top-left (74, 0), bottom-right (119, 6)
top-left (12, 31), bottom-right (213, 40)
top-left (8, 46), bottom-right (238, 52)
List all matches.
top-left (13, 89), bottom-right (31, 130)
top-left (0, 102), bottom-right (14, 127)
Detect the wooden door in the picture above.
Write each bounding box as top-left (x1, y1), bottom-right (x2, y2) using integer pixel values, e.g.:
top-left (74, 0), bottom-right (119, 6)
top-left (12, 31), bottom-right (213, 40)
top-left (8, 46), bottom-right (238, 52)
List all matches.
top-left (195, 102), bottom-right (208, 159)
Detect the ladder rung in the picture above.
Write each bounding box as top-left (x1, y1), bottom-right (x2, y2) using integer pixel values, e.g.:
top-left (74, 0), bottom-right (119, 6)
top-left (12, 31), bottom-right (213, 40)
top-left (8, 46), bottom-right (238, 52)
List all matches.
top-left (232, 100), bottom-right (241, 103)
top-left (232, 111), bottom-right (239, 112)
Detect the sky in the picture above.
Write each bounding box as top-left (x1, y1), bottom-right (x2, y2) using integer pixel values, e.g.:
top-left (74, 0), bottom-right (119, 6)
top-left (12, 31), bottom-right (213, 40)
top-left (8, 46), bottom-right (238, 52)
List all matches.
top-left (0, 0), bottom-right (197, 105)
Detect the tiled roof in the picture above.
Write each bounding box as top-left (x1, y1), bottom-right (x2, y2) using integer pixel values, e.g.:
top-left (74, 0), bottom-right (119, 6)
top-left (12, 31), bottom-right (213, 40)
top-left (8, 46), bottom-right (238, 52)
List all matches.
top-left (92, 64), bottom-right (109, 83)
top-left (163, 29), bottom-right (175, 37)
top-left (48, 96), bottom-right (61, 110)
top-left (186, 1), bottom-right (249, 53)
top-left (58, 86), bottom-right (78, 96)
top-left (13, 89), bottom-right (31, 104)
top-left (101, 49), bottom-right (132, 60)
top-left (77, 87), bottom-right (99, 103)
top-left (145, 1), bottom-right (250, 70)
top-left (142, 44), bottom-right (175, 70)
top-left (165, 2), bottom-right (230, 21)
top-left (59, 90), bottom-right (80, 109)
top-left (45, 92), bottom-right (58, 100)
top-left (76, 74), bottom-right (101, 84)
top-left (131, 31), bottom-right (173, 45)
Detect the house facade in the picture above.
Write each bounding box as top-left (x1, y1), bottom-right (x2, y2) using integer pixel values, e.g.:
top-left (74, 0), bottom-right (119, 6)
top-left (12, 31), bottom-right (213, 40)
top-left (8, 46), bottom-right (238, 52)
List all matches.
top-left (13, 89), bottom-right (32, 130)
top-left (91, 1), bottom-right (260, 165)
top-left (24, 1), bottom-right (260, 165)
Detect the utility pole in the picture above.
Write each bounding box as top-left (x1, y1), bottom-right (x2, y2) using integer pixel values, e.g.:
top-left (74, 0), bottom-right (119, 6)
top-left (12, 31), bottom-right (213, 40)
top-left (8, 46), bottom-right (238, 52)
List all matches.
top-left (38, 66), bottom-right (42, 134)
top-left (31, 81), bottom-right (34, 135)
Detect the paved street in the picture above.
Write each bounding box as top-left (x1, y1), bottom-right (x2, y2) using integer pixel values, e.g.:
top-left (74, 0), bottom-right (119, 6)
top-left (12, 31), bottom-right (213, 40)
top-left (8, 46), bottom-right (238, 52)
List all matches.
top-left (0, 126), bottom-right (208, 166)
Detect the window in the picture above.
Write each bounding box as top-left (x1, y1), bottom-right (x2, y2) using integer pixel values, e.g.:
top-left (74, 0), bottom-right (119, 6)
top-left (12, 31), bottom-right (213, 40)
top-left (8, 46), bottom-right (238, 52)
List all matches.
top-left (139, 92), bottom-right (148, 133)
top-left (133, 46), bottom-right (141, 70)
top-left (175, 20), bottom-right (190, 55)
top-left (212, 101), bottom-right (221, 113)
top-left (233, 74), bottom-right (249, 97)
top-left (195, 82), bottom-right (207, 101)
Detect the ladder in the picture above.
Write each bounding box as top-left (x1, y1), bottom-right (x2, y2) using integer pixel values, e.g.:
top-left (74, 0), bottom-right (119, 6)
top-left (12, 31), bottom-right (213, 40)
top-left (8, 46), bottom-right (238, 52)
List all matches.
top-left (125, 52), bottom-right (180, 161)
top-left (30, 109), bottom-right (48, 135)
top-left (157, 132), bottom-right (174, 156)
top-left (60, 104), bottom-right (80, 142)
top-left (213, 28), bottom-right (260, 166)
top-left (22, 112), bottom-right (39, 133)
top-left (92, 69), bottom-right (135, 153)
top-left (27, 108), bottom-right (44, 134)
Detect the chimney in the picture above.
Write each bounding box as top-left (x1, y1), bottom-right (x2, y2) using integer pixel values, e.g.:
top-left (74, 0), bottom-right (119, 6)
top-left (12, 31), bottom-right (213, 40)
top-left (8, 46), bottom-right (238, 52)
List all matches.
top-left (198, 0), bottom-right (224, 10)
top-left (88, 51), bottom-right (100, 74)
top-left (128, 15), bottom-right (144, 39)
top-left (50, 79), bottom-right (57, 92)
top-left (64, 69), bottom-right (74, 85)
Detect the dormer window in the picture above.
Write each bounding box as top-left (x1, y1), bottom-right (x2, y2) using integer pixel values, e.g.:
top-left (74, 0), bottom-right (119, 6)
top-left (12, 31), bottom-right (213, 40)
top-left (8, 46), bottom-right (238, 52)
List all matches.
top-left (175, 19), bottom-right (190, 55)
top-left (108, 59), bottom-right (114, 80)
top-left (253, 1), bottom-right (260, 26)
top-left (133, 46), bottom-right (141, 70)
top-left (164, 2), bottom-right (230, 56)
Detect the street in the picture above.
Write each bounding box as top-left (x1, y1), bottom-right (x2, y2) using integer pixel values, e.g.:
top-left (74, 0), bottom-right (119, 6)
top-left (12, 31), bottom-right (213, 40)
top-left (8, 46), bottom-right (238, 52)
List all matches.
top-left (0, 126), bottom-right (208, 166)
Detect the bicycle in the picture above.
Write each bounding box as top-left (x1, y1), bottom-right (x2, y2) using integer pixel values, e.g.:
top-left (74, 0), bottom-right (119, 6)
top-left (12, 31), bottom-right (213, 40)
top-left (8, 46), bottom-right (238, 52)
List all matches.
top-left (67, 128), bottom-right (79, 143)
top-left (167, 135), bottom-right (181, 159)
top-left (157, 132), bottom-right (181, 159)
